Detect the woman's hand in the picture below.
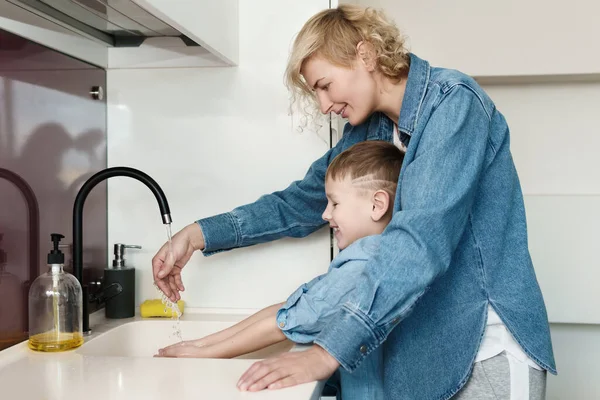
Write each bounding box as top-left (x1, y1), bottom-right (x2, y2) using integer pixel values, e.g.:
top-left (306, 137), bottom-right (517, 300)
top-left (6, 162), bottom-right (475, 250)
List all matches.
top-left (151, 223), bottom-right (205, 302)
top-left (237, 344), bottom-right (340, 391)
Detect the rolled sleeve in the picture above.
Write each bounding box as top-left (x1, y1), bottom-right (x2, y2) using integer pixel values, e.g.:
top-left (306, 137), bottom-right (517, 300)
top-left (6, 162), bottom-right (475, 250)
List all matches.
top-left (196, 212), bottom-right (241, 255)
top-left (276, 307), bottom-right (315, 344)
top-left (314, 304), bottom-right (383, 371)
top-left (275, 275), bottom-right (327, 343)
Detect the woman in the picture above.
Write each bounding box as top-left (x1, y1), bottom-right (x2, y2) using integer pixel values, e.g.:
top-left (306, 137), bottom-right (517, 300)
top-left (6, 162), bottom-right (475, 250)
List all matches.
top-left (152, 5), bottom-right (556, 399)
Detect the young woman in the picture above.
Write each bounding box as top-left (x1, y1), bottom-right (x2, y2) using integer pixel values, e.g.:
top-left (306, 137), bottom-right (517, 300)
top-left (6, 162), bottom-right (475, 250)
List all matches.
top-left (152, 5), bottom-right (556, 399)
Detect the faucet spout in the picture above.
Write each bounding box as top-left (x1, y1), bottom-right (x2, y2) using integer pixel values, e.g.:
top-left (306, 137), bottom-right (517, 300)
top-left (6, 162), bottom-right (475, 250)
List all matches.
top-left (72, 166), bottom-right (172, 333)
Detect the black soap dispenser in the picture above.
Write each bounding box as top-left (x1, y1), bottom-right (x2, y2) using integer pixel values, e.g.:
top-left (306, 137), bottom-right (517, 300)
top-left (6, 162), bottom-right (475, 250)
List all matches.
top-left (104, 243), bottom-right (140, 319)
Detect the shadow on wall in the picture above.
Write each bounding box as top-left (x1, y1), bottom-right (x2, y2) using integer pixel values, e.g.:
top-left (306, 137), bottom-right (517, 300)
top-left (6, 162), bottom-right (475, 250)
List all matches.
top-left (0, 29), bottom-right (107, 350)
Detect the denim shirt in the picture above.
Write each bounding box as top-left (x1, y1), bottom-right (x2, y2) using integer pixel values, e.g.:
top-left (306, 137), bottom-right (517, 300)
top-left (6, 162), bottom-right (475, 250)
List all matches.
top-left (276, 235), bottom-right (381, 344)
top-left (278, 235), bottom-right (385, 400)
top-left (198, 53), bottom-right (556, 399)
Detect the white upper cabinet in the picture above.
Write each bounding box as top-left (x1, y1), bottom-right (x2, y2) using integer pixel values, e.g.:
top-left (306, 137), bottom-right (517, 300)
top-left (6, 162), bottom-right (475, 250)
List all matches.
top-left (0, 0), bottom-right (238, 69)
top-left (353, 0), bottom-right (600, 80)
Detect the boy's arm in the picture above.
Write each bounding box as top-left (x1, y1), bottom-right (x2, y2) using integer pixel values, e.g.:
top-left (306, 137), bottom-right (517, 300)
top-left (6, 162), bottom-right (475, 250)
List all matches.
top-left (187, 302), bottom-right (284, 347)
top-left (161, 312), bottom-right (287, 359)
top-left (194, 314), bottom-right (287, 359)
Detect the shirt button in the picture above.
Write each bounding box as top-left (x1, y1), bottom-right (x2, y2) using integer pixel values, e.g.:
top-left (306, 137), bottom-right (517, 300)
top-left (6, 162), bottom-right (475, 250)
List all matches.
top-left (359, 345), bottom-right (367, 354)
top-left (279, 321), bottom-right (285, 328)
top-left (392, 317), bottom-right (399, 324)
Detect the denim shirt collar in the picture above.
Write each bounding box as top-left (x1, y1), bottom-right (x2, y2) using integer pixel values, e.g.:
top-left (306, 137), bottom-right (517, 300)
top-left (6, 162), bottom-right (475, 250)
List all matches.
top-left (329, 235), bottom-right (380, 270)
top-left (366, 54), bottom-right (431, 143)
top-left (397, 53), bottom-right (431, 136)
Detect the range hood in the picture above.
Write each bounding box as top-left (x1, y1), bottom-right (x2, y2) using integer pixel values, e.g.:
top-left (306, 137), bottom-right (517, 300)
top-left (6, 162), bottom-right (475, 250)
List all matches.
top-left (1, 0), bottom-right (238, 67)
top-left (6, 0), bottom-right (197, 47)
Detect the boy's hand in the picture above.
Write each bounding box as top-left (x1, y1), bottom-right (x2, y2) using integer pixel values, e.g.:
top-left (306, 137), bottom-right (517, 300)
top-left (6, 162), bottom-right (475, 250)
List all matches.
top-left (154, 343), bottom-right (207, 358)
top-left (237, 344), bottom-right (339, 391)
top-left (158, 339), bottom-right (205, 354)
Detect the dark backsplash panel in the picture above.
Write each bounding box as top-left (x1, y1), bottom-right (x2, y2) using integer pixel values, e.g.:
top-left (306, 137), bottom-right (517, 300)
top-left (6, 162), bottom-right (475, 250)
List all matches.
top-left (0, 29), bottom-right (107, 350)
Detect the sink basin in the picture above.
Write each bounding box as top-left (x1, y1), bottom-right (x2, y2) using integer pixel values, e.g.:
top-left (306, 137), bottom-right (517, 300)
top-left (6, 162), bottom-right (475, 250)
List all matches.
top-left (77, 319), bottom-right (294, 359)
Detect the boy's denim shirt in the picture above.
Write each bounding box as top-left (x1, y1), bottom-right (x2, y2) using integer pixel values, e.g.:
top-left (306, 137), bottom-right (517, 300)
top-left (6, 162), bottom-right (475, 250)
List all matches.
top-left (276, 235), bottom-right (382, 344)
top-left (198, 53), bottom-right (556, 399)
top-left (277, 234), bottom-right (385, 400)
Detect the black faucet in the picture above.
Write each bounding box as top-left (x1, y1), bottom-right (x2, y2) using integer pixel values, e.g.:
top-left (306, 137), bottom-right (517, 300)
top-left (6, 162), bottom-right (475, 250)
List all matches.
top-left (72, 166), bottom-right (172, 333)
top-left (0, 168), bottom-right (40, 337)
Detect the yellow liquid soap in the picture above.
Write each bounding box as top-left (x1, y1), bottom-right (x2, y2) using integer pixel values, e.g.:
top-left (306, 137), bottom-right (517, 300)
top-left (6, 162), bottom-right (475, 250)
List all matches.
top-left (28, 331), bottom-right (84, 352)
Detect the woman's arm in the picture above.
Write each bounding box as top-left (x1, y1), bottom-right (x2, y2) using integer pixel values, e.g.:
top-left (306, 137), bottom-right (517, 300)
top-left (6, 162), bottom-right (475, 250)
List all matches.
top-left (197, 131), bottom-right (359, 255)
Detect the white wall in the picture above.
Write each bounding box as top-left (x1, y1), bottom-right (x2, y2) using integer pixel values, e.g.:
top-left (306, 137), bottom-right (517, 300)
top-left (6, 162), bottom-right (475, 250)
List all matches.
top-left (107, 0), bottom-right (332, 311)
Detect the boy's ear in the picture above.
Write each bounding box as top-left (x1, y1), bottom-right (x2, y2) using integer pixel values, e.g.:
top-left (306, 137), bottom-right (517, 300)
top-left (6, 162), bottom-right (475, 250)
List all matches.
top-left (371, 190), bottom-right (390, 222)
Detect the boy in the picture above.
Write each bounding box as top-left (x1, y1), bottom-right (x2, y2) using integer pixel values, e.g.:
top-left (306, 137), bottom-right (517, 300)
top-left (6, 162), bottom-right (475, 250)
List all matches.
top-left (156, 140), bottom-right (404, 398)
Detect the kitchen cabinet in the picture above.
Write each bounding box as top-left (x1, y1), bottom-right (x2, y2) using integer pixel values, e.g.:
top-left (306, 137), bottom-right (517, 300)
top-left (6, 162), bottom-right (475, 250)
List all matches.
top-left (354, 0), bottom-right (600, 82)
top-left (0, 0), bottom-right (239, 69)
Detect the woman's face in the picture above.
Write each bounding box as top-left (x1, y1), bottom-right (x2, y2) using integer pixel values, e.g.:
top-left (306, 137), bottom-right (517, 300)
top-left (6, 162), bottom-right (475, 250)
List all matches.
top-left (301, 55), bottom-right (378, 126)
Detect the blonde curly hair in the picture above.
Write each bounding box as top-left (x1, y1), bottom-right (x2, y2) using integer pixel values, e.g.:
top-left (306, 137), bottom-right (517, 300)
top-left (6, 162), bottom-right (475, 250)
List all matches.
top-left (285, 5), bottom-right (410, 113)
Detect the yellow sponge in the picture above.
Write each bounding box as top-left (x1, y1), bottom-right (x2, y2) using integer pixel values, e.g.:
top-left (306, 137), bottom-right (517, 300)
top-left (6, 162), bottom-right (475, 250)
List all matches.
top-left (140, 299), bottom-right (185, 318)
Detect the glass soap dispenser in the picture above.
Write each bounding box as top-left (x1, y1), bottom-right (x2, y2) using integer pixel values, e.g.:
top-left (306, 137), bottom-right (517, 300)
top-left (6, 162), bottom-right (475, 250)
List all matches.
top-left (28, 233), bottom-right (83, 352)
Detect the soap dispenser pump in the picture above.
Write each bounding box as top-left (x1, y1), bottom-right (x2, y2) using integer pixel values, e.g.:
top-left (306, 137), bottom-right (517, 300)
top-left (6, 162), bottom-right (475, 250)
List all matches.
top-left (104, 243), bottom-right (141, 319)
top-left (28, 233), bottom-right (83, 352)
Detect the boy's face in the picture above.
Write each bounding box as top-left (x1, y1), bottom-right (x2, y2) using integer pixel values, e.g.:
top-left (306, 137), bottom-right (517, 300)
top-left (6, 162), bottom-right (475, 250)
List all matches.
top-left (322, 176), bottom-right (380, 250)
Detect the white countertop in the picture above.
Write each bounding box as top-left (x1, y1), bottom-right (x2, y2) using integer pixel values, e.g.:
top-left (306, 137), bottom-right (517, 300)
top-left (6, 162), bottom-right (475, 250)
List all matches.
top-left (0, 309), bottom-right (325, 400)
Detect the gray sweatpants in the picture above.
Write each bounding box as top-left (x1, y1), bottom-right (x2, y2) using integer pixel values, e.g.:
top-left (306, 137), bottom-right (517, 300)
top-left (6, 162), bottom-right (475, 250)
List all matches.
top-left (453, 353), bottom-right (547, 400)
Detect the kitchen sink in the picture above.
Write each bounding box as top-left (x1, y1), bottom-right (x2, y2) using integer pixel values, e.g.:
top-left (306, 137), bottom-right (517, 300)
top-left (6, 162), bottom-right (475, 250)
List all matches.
top-left (76, 319), bottom-right (294, 359)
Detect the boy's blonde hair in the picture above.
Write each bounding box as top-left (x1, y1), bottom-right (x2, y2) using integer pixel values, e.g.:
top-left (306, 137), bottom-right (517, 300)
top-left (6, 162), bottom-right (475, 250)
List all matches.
top-left (326, 141), bottom-right (404, 197)
top-left (285, 5), bottom-right (410, 110)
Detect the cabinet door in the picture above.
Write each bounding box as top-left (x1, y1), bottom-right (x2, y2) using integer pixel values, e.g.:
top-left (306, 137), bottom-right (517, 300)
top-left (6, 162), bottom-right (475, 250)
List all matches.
top-left (354, 0), bottom-right (600, 78)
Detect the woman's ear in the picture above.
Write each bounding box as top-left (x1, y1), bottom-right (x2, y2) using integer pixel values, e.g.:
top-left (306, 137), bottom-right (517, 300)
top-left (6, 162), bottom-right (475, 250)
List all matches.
top-left (371, 190), bottom-right (390, 222)
top-left (356, 41), bottom-right (376, 72)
